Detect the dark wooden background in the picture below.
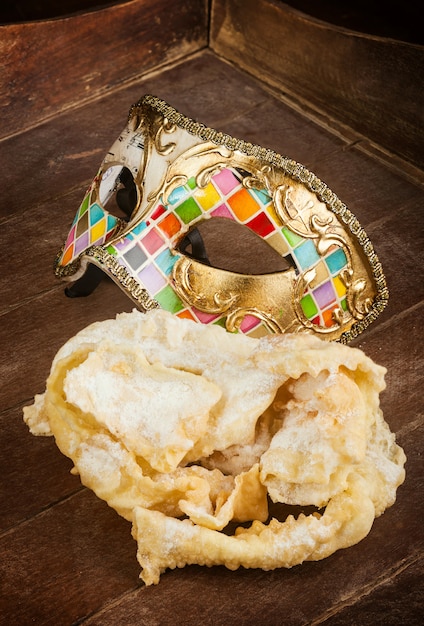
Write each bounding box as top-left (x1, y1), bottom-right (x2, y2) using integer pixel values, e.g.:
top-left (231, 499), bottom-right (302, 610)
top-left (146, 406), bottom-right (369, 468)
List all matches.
top-left (1, 1), bottom-right (423, 624)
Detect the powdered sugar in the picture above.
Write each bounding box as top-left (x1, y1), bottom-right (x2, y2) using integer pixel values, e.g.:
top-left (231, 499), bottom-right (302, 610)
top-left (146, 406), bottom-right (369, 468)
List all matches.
top-left (63, 340), bottom-right (221, 472)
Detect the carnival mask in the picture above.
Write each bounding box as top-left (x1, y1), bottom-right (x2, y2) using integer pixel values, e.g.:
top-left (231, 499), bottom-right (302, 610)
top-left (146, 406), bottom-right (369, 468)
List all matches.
top-left (55, 95), bottom-right (388, 342)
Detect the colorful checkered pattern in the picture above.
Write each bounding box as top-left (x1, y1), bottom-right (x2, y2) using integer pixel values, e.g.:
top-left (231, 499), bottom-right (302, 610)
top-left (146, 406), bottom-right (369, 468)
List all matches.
top-left (59, 166), bottom-right (349, 336)
top-left (59, 182), bottom-right (119, 267)
top-left (102, 167), bottom-right (348, 334)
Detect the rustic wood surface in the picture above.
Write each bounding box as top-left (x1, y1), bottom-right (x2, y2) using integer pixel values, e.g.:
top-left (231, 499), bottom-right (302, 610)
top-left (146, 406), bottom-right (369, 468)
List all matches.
top-left (1, 5), bottom-right (423, 624)
top-left (0, 0), bottom-right (208, 139)
top-left (0, 0), bottom-right (129, 22)
top-left (211, 0), bottom-right (424, 173)
top-left (283, 0), bottom-right (422, 44)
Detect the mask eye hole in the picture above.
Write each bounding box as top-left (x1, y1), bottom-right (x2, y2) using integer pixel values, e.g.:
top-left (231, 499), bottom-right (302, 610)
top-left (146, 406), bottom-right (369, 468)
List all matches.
top-left (178, 218), bottom-right (294, 275)
top-left (98, 165), bottom-right (138, 220)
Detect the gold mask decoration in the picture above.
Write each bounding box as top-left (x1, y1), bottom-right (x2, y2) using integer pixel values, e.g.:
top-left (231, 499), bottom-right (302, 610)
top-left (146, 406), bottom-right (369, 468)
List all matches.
top-left (55, 95), bottom-right (388, 342)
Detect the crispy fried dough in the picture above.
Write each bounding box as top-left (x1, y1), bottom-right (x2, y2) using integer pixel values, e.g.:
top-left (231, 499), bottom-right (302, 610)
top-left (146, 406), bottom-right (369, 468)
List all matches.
top-left (24, 309), bottom-right (406, 584)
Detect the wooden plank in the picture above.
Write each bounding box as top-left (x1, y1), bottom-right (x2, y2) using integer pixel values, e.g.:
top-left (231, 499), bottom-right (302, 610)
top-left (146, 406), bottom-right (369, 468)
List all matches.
top-left (0, 0), bottom-right (208, 139)
top-left (3, 48), bottom-right (420, 222)
top-left (0, 0), bottom-right (130, 23)
top-left (0, 404), bottom-right (79, 533)
top-left (2, 423), bottom-right (414, 626)
top-left (197, 93), bottom-right (424, 222)
top-left (0, 490), bottom-right (138, 625)
top-left (210, 0), bottom-right (424, 171)
top-left (354, 303), bottom-right (424, 436)
top-left (279, 1), bottom-right (422, 45)
top-left (315, 556), bottom-right (424, 625)
top-left (362, 199), bottom-right (424, 315)
top-left (0, 188), bottom-right (83, 309)
top-left (1, 48), bottom-right (422, 625)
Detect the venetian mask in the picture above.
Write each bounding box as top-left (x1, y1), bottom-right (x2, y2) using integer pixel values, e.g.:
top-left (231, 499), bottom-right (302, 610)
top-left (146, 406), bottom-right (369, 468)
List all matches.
top-left (55, 95), bottom-right (388, 342)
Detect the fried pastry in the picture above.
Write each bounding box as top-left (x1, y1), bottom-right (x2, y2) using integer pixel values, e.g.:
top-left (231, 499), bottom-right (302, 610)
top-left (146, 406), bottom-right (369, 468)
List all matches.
top-left (24, 309), bottom-right (406, 584)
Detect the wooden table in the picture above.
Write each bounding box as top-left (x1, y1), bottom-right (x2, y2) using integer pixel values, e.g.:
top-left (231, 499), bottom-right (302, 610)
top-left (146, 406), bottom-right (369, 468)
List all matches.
top-left (1, 1), bottom-right (423, 624)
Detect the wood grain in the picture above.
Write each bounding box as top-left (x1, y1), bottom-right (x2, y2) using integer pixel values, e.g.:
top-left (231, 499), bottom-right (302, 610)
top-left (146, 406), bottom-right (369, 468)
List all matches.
top-left (0, 0), bottom-right (129, 23)
top-left (1, 3), bottom-right (423, 622)
top-left (318, 556), bottom-right (423, 625)
top-left (210, 0), bottom-right (424, 172)
top-left (0, 0), bottom-right (208, 139)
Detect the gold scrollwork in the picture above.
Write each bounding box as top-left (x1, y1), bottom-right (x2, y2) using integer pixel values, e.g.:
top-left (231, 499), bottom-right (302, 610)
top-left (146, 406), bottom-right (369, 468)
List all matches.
top-left (343, 272), bottom-right (374, 320)
top-left (175, 256), bottom-right (238, 314)
top-left (146, 142), bottom-right (233, 211)
top-left (274, 184), bottom-right (315, 237)
top-left (139, 113), bottom-right (376, 338)
top-left (154, 116), bottom-right (177, 155)
top-left (311, 214), bottom-right (346, 254)
top-left (172, 256), bottom-right (301, 335)
top-left (274, 187), bottom-right (374, 331)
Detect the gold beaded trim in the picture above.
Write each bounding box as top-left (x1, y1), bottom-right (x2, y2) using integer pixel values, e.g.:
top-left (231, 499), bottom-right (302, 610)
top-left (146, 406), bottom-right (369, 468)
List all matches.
top-left (85, 246), bottom-right (160, 311)
top-left (130, 95), bottom-right (388, 343)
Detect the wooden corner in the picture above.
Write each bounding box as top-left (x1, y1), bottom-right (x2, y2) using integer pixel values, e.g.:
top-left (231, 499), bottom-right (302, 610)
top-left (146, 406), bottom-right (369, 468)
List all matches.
top-left (0, 0), bottom-right (208, 139)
